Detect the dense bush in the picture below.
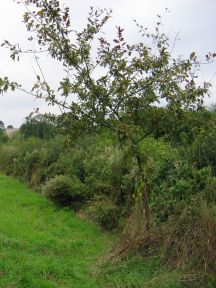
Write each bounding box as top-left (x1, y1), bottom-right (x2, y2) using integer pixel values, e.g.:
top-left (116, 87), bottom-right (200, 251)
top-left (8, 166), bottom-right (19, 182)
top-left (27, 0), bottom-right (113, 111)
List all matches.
top-left (191, 128), bottom-right (216, 175)
top-left (84, 145), bottom-right (130, 200)
top-left (87, 196), bottom-right (119, 230)
top-left (42, 175), bottom-right (86, 209)
top-left (0, 145), bottom-right (18, 175)
top-left (0, 130), bottom-right (8, 144)
top-left (0, 134), bottom-right (64, 185)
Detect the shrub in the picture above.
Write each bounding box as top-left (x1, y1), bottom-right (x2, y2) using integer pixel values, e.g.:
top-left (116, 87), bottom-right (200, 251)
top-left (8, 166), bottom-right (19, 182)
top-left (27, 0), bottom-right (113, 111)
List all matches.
top-left (84, 144), bottom-right (134, 205)
top-left (0, 145), bottom-right (18, 175)
top-left (42, 175), bottom-right (86, 209)
top-left (161, 200), bottom-right (216, 275)
top-left (47, 150), bottom-right (85, 180)
top-left (87, 196), bottom-right (119, 230)
top-left (201, 176), bottom-right (216, 203)
top-left (138, 137), bottom-right (178, 182)
top-left (191, 128), bottom-right (216, 175)
top-left (0, 131), bottom-right (8, 143)
top-left (152, 179), bottom-right (193, 223)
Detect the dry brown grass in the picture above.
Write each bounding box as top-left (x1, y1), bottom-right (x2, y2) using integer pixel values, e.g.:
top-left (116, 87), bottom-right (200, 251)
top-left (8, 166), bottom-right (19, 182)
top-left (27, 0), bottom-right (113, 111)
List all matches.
top-left (111, 200), bottom-right (216, 286)
top-left (161, 201), bottom-right (216, 273)
top-left (111, 207), bottom-right (160, 262)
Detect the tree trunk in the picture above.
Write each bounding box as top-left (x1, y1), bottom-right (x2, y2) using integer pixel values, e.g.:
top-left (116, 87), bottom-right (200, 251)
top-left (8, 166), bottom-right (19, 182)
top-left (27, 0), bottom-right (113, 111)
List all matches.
top-left (141, 175), bottom-right (150, 232)
top-left (135, 152), bottom-right (151, 233)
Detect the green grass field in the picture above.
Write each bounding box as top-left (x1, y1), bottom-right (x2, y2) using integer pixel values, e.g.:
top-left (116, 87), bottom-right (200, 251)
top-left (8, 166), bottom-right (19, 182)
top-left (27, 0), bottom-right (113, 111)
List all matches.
top-left (0, 174), bottom-right (183, 288)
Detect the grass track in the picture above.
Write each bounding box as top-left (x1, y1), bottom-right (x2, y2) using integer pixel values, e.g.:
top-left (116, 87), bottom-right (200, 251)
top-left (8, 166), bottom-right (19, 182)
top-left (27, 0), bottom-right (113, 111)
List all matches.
top-left (0, 174), bottom-right (112, 288)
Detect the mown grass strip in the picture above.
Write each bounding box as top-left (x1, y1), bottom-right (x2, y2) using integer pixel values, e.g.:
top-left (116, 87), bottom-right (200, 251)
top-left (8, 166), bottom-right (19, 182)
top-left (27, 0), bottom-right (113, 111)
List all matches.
top-left (0, 174), bottom-right (112, 288)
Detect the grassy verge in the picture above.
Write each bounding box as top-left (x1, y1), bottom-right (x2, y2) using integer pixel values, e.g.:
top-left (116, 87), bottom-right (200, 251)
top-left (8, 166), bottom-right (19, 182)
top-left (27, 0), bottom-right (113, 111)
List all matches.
top-left (0, 173), bottom-right (112, 287)
top-left (0, 173), bottom-right (183, 288)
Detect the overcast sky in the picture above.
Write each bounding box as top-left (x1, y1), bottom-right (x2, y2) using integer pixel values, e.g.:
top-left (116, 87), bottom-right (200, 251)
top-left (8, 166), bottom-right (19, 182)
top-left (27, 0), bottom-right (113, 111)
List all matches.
top-left (0, 0), bottom-right (215, 127)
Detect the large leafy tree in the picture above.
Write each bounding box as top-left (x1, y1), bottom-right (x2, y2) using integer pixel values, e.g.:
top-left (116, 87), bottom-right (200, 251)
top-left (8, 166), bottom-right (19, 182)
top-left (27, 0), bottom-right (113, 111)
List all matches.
top-left (20, 112), bottom-right (56, 139)
top-left (0, 0), bottom-right (214, 231)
